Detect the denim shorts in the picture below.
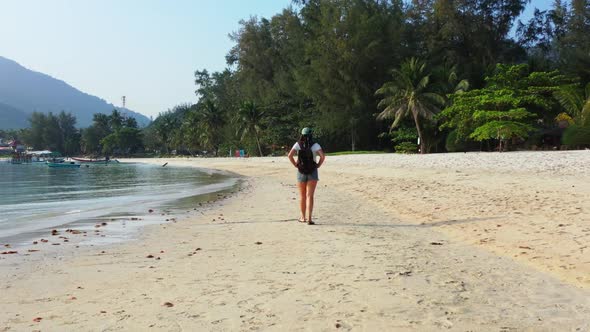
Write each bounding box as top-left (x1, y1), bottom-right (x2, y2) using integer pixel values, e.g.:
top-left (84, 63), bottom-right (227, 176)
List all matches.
top-left (297, 168), bottom-right (319, 182)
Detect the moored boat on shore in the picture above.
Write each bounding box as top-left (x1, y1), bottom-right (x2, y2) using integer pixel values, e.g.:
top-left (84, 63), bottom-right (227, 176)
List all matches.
top-left (71, 157), bottom-right (118, 165)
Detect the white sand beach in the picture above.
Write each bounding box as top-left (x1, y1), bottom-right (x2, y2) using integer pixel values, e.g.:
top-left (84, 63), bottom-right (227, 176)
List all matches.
top-left (1, 151), bottom-right (590, 331)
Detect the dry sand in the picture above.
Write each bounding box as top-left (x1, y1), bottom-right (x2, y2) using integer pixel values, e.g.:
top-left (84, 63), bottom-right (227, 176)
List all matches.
top-left (1, 151), bottom-right (590, 331)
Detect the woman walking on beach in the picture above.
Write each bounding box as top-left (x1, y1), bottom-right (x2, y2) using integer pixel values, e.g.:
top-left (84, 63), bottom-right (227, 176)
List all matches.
top-left (288, 127), bottom-right (325, 225)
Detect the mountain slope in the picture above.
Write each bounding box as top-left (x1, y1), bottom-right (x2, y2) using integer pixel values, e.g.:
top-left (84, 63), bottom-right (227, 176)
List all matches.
top-left (0, 56), bottom-right (150, 128)
top-left (0, 102), bottom-right (29, 129)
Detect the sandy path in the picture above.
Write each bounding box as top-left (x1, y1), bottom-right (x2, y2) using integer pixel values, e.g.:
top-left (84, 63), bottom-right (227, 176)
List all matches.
top-left (1, 152), bottom-right (589, 331)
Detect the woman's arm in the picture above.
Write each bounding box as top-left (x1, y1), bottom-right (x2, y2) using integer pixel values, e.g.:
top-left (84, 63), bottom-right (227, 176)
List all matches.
top-left (288, 149), bottom-right (298, 168)
top-left (316, 149), bottom-right (325, 168)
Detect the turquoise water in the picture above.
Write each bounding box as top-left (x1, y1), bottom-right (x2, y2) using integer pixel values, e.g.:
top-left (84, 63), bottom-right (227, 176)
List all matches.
top-left (0, 161), bottom-right (236, 242)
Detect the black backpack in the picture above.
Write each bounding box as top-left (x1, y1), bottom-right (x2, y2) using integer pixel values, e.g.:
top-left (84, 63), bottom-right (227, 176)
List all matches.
top-left (297, 139), bottom-right (317, 174)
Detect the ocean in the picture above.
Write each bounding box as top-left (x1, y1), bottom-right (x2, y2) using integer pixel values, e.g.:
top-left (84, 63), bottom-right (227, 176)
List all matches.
top-left (0, 161), bottom-right (237, 245)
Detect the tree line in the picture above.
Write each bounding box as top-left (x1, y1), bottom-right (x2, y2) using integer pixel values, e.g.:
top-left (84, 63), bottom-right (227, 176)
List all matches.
top-left (0, 110), bottom-right (143, 156)
top-left (4, 0), bottom-right (589, 155)
top-left (145, 0), bottom-right (590, 155)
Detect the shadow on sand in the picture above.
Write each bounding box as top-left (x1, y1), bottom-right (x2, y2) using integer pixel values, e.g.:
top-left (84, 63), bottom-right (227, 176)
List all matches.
top-left (198, 216), bottom-right (504, 228)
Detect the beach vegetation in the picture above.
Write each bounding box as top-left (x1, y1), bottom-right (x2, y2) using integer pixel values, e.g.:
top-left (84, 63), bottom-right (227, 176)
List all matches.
top-left (554, 82), bottom-right (590, 126)
top-left (235, 101), bottom-right (266, 156)
top-left (82, 110), bottom-right (143, 155)
top-left (394, 142), bottom-right (419, 154)
top-left (562, 125), bottom-right (590, 147)
top-left (6, 0), bottom-right (590, 155)
top-left (22, 111), bottom-right (80, 156)
top-left (439, 64), bottom-right (574, 150)
top-left (375, 58), bottom-right (446, 154)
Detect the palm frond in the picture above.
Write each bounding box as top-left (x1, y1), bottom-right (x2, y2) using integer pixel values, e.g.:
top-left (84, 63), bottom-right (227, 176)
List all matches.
top-left (390, 106), bottom-right (409, 129)
top-left (417, 75), bottom-right (430, 91)
top-left (422, 92), bottom-right (446, 107)
top-left (454, 79), bottom-right (470, 93)
top-left (555, 85), bottom-right (584, 116)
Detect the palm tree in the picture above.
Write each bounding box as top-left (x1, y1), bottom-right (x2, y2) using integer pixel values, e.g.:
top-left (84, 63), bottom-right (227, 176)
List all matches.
top-left (179, 107), bottom-right (202, 155)
top-left (434, 63), bottom-right (470, 103)
top-left (375, 58), bottom-right (445, 154)
top-left (197, 100), bottom-right (225, 155)
top-left (235, 101), bottom-right (265, 156)
top-left (555, 82), bottom-right (590, 126)
top-left (154, 113), bottom-right (179, 154)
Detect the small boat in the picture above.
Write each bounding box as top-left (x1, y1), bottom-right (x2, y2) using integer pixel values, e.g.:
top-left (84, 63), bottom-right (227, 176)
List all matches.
top-left (47, 161), bottom-right (81, 168)
top-left (71, 157), bottom-right (118, 164)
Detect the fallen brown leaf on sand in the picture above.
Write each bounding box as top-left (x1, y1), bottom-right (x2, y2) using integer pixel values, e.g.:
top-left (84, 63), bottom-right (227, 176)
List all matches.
top-left (28, 250), bottom-right (40, 252)
top-left (430, 242), bottom-right (443, 245)
top-left (146, 255), bottom-right (154, 258)
top-left (1, 251), bottom-right (18, 255)
top-left (3, 244), bottom-right (10, 248)
top-left (40, 239), bottom-right (48, 243)
top-left (519, 246), bottom-right (532, 250)
top-left (163, 302), bottom-right (174, 307)
top-left (255, 242), bottom-right (263, 245)
top-left (33, 317), bottom-right (42, 322)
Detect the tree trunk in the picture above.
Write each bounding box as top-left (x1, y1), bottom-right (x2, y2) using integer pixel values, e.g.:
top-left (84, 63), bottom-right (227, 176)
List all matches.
top-left (255, 132), bottom-right (263, 157)
top-left (351, 128), bottom-right (356, 152)
top-left (351, 120), bottom-right (356, 152)
top-left (413, 112), bottom-right (426, 154)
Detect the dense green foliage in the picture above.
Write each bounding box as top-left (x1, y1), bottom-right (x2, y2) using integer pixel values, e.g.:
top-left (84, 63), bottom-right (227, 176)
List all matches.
top-left (555, 82), bottom-right (590, 125)
top-left (562, 125), bottom-right (590, 146)
top-left (23, 111), bottom-right (80, 155)
top-left (439, 64), bottom-right (575, 150)
top-left (376, 58), bottom-right (445, 153)
top-left (141, 0), bottom-right (589, 155)
top-left (5, 1), bottom-right (590, 155)
top-left (81, 110), bottom-right (143, 155)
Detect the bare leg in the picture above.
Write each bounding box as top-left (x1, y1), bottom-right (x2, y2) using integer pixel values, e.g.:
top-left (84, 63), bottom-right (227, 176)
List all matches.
top-left (298, 181), bottom-right (307, 222)
top-left (306, 180), bottom-right (318, 224)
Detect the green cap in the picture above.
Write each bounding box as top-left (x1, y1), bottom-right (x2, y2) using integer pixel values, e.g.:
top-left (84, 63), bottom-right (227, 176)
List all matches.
top-left (301, 127), bottom-right (312, 135)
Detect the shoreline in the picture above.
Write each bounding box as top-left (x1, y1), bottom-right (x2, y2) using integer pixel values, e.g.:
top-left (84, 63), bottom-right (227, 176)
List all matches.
top-left (0, 163), bottom-right (242, 268)
top-left (1, 152), bottom-right (589, 331)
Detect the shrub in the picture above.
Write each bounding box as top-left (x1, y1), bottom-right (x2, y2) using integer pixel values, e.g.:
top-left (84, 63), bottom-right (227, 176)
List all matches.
top-left (562, 125), bottom-right (590, 147)
top-left (395, 142), bottom-right (418, 154)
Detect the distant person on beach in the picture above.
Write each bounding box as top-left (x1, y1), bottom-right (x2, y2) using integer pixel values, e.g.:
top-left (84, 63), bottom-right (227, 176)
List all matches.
top-left (288, 127), bottom-right (325, 225)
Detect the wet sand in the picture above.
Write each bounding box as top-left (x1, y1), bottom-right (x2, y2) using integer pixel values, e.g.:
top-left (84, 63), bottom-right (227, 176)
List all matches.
top-left (1, 151), bottom-right (589, 331)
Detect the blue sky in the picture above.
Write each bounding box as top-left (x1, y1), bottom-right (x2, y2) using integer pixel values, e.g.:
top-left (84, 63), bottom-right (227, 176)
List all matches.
top-left (0, 0), bottom-right (553, 118)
